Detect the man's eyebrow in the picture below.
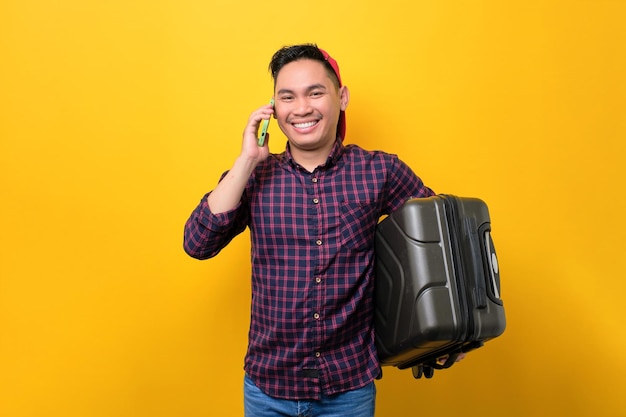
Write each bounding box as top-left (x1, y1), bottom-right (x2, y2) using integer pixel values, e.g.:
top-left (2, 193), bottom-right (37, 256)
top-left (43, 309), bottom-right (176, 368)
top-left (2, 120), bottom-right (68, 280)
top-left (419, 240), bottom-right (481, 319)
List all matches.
top-left (276, 84), bottom-right (328, 95)
top-left (276, 88), bottom-right (294, 96)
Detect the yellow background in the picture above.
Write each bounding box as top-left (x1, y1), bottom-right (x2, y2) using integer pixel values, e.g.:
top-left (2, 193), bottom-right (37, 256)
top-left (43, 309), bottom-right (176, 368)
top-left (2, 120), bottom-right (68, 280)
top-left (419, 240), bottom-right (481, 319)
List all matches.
top-left (1, 0), bottom-right (625, 416)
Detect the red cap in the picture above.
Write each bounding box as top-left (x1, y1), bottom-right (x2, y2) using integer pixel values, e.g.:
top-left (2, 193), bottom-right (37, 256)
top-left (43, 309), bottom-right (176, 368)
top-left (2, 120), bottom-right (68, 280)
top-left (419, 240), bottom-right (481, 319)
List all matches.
top-left (319, 48), bottom-right (346, 141)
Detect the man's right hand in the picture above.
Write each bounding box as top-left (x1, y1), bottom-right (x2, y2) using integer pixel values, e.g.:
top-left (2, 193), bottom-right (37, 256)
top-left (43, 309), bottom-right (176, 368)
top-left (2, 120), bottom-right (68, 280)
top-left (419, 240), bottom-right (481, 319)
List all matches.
top-left (207, 103), bottom-right (275, 214)
top-left (240, 102), bottom-right (275, 164)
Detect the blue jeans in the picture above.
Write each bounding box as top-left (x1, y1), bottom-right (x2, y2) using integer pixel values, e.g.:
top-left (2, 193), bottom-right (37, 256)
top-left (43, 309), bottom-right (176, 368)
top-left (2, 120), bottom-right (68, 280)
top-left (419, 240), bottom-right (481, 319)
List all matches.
top-left (243, 374), bottom-right (376, 417)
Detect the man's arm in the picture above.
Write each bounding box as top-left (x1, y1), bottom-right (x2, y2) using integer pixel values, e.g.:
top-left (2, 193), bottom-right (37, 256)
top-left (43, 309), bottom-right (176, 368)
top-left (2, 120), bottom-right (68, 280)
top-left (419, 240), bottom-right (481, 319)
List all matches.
top-left (183, 103), bottom-right (274, 259)
top-left (383, 154), bottom-right (435, 216)
top-left (207, 104), bottom-right (274, 213)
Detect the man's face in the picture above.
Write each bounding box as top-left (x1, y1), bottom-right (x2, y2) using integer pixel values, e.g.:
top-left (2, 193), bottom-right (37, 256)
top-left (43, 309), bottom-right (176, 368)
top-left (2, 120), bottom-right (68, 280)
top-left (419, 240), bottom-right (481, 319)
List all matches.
top-left (273, 59), bottom-right (348, 154)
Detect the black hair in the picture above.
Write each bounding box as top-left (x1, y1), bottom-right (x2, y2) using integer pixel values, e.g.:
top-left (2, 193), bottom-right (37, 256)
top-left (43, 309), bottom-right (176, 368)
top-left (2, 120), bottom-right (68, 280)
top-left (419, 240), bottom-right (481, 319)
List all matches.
top-left (268, 43), bottom-right (340, 89)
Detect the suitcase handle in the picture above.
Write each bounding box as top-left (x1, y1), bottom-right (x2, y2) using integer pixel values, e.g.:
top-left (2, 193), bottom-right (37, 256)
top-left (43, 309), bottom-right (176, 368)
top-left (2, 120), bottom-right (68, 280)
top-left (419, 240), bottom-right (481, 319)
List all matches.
top-left (484, 230), bottom-right (501, 299)
top-left (478, 223), bottom-right (503, 304)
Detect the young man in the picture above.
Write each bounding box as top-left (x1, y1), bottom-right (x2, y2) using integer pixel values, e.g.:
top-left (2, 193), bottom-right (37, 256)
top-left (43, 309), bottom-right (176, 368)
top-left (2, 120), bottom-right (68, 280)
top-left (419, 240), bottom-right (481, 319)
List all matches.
top-left (183, 44), bottom-right (435, 416)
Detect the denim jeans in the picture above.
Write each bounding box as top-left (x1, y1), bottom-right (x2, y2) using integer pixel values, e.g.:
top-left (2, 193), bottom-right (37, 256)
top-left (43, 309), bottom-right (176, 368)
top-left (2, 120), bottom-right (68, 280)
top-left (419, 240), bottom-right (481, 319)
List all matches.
top-left (243, 374), bottom-right (376, 417)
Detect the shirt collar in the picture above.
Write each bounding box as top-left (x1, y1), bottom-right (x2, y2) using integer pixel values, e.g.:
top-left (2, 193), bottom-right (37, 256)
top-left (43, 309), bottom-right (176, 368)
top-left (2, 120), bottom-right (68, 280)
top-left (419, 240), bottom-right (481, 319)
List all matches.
top-left (281, 139), bottom-right (345, 171)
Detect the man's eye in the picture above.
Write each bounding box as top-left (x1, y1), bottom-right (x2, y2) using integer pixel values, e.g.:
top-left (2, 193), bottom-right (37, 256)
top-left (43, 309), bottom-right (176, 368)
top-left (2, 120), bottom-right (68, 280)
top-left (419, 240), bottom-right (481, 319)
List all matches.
top-left (280, 96), bottom-right (294, 101)
top-left (311, 91), bottom-right (324, 97)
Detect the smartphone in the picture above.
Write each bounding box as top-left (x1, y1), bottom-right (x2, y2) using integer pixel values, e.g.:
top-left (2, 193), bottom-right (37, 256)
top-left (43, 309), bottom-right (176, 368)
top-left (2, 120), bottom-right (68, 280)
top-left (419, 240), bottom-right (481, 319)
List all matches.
top-left (257, 98), bottom-right (274, 146)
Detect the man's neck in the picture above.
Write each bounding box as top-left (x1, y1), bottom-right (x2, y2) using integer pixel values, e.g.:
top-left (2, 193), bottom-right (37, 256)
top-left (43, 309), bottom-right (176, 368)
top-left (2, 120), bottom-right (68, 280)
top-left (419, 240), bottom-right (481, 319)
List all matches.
top-left (293, 154), bottom-right (326, 172)
top-left (289, 141), bottom-right (336, 172)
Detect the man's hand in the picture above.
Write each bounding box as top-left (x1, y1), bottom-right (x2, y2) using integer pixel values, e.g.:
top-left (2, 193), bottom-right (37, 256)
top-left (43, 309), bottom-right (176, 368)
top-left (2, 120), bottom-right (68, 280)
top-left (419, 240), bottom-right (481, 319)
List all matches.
top-left (436, 352), bottom-right (467, 366)
top-left (207, 103), bottom-right (275, 214)
top-left (241, 102), bottom-right (274, 165)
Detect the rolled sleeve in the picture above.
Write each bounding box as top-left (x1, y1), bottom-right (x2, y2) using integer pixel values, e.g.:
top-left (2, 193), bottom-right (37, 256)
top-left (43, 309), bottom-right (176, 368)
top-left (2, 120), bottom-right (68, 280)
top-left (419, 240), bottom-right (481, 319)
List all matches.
top-left (183, 193), bottom-right (248, 260)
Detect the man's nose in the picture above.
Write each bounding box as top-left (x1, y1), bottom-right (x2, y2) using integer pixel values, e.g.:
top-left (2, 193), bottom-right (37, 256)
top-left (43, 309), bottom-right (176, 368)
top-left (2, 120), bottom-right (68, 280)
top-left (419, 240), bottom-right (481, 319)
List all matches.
top-left (292, 97), bottom-right (313, 115)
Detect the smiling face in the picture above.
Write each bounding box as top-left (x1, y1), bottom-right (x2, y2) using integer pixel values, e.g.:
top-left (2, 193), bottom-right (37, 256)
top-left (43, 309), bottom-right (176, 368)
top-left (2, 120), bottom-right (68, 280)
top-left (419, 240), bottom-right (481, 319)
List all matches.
top-left (273, 59), bottom-right (349, 162)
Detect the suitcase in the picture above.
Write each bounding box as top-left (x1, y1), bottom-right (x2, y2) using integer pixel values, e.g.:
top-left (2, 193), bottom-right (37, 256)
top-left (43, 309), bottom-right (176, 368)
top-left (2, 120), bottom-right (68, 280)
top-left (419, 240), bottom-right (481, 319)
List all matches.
top-left (374, 195), bottom-right (505, 378)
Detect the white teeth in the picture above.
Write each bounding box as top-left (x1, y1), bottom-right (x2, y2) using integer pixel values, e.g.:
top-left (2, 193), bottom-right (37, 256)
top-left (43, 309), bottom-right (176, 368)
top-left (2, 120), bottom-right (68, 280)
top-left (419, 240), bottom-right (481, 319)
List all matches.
top-left (293, 121), bottom-right (317, 129)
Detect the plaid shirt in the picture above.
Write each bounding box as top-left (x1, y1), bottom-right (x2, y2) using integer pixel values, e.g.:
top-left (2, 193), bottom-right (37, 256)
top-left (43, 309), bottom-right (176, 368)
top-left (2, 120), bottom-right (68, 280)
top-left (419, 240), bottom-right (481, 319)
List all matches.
top-left (183, 139), bottom-right (434, 400)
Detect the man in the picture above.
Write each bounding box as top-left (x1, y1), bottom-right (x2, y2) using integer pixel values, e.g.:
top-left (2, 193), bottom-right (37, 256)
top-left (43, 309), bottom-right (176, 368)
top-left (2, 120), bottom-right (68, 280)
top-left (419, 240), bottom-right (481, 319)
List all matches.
top-left (183, 44), bottom-right (435, 416)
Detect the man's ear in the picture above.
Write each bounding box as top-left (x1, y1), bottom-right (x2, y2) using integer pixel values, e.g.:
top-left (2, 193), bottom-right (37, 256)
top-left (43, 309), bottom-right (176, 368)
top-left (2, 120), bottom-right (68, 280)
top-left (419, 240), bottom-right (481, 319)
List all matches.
top-left (340, 86), bottom-right (350, 111)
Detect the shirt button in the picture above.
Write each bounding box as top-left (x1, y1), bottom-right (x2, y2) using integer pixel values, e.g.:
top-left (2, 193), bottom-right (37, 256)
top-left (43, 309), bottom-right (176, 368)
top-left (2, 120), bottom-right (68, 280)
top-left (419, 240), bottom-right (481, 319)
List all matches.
top-left (313, 313), bottom-right (320, 320)
top-left (315, 277), bottom-right (322, 284)
top-left (315, 239), bottom-right (322, 246)
top-left (313, 198), bottom-right (319, 204)
top-left (315, 352), bottom-right (321, 358)
top-left (312, 177), bottom-right (318, 183)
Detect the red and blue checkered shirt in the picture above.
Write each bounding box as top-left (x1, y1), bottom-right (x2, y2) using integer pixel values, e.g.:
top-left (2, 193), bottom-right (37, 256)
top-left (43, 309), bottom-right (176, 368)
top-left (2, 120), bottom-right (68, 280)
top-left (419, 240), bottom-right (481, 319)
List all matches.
top-left (183, 139), bottom-right (434, 400)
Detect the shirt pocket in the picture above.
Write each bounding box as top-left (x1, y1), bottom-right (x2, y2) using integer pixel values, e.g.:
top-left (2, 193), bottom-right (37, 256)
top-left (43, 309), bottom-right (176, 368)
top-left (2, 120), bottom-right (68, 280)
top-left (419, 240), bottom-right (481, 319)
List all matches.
top-left (340, 201), bottom-right (378, 252)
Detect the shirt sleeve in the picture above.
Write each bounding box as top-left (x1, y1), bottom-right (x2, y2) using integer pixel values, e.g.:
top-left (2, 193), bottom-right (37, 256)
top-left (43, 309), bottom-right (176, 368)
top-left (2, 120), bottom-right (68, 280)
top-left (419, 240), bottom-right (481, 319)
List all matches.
top-left (383, 154), bottom-right (436, 215)
top-left (183, 191), bottom-right (250, 260)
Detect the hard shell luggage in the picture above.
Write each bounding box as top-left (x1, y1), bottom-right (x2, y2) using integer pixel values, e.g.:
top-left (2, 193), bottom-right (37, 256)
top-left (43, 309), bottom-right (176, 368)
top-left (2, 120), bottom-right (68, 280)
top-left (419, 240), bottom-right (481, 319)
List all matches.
top-left (374, 195), bottom-right (505, 378)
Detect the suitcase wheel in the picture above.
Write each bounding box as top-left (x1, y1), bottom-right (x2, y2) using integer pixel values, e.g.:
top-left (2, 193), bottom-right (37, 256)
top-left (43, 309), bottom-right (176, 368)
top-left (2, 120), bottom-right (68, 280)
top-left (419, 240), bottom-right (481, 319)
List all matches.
top-left (411, 364), bottom-right (435, 379)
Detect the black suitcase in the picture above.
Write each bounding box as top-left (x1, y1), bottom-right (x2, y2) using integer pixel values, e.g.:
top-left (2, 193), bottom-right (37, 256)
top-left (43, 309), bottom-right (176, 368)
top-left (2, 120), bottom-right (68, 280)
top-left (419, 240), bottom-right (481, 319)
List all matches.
top-left (374, 195), bottom-right (505, 378)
